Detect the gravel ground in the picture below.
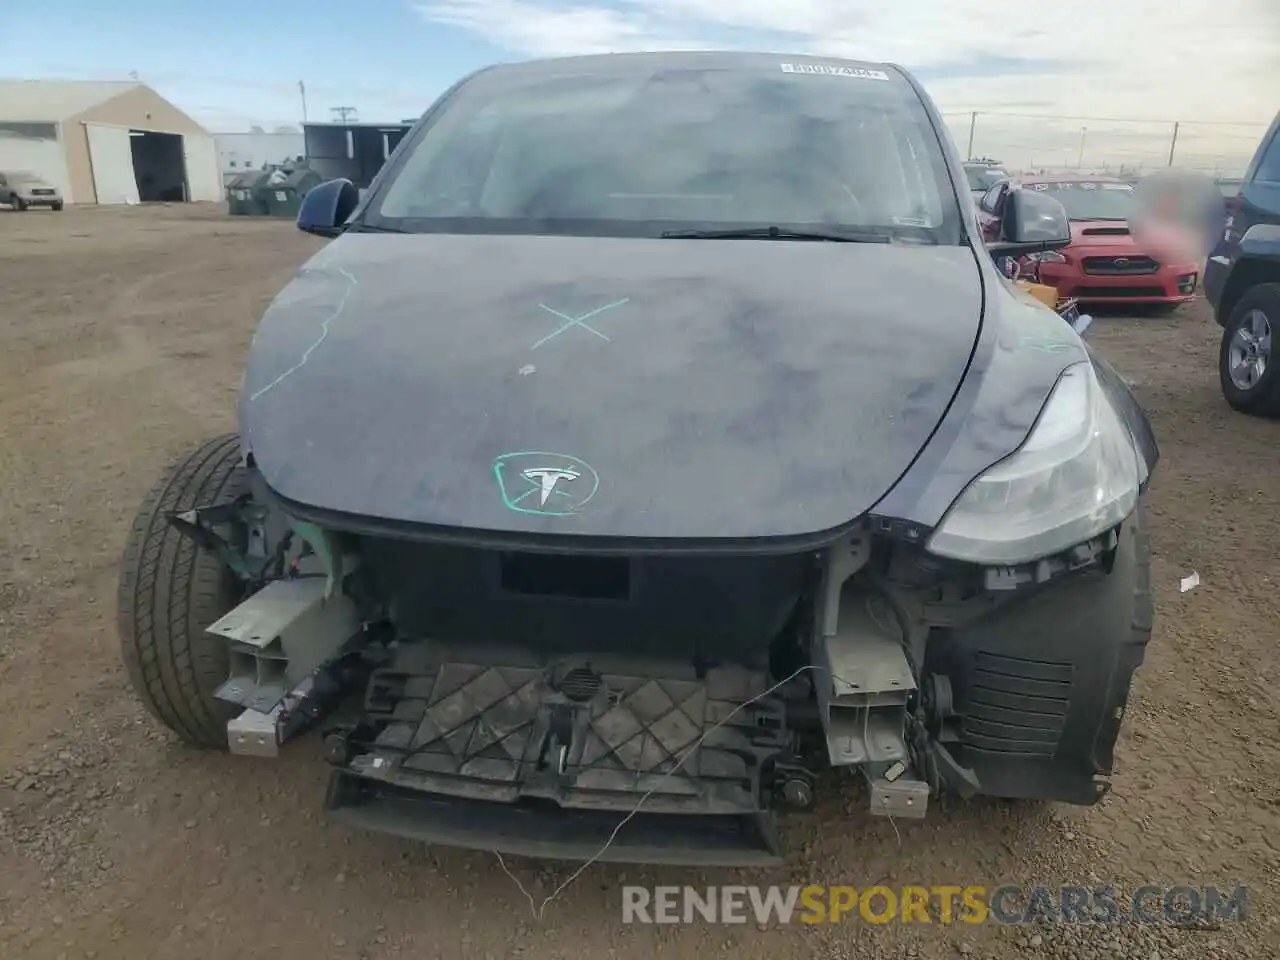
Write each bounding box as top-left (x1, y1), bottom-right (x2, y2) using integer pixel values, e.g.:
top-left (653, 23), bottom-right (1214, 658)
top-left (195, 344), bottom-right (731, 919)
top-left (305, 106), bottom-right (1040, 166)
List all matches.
top-left (0, 203), bottom-right (1277, 960)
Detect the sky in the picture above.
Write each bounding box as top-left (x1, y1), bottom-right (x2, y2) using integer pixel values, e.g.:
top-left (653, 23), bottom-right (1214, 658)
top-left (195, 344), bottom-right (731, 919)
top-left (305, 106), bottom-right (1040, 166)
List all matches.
top-left (2, 0), bottom-right (1277, 172)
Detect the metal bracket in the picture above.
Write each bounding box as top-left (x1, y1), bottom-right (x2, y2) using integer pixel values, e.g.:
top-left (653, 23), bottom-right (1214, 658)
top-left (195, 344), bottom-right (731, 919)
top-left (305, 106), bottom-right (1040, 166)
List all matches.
top-left (227, 705), bottom-right (283, 757)
top-left (288, 518), bottom-right (351, 600)
top-left (210, 576), bottom-right (361, 713)
top-left (814, 580), bottom-right (916, 768)
top-left (168, 500), bottom-right (255, 580)
top-left (869, 775), bottom-right (930, 819)
top-left (819, 528), bottom-right (872, 637)
top-left (167, 496), bottom-right (282, 584)
top-left (226, 656), bottom-right (364, 758)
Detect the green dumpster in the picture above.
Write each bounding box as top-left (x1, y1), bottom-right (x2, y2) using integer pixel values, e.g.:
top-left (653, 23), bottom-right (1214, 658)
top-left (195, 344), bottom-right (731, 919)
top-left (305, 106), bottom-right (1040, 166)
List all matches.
top-left (259, 161), bottom-right (322, 218)
top-left (226, 170), bottom-right (270, 216)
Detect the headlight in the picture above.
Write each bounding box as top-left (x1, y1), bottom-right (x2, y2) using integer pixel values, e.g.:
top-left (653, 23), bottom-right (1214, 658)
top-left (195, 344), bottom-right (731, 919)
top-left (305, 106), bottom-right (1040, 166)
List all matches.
top-left (927, 361), bottom-right (1139, 565)
top-left (1026, 251), bottom-right (1067, 263)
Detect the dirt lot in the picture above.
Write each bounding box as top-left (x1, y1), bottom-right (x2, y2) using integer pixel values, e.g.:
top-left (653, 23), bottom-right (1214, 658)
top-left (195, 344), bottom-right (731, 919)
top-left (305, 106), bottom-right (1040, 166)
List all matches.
top-left (0, 203), bottom-right (1277, 960)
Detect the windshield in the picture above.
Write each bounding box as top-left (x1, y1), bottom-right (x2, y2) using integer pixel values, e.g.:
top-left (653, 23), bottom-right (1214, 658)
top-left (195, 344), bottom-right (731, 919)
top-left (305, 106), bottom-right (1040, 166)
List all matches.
top-left (369, 60), bottom-right (960, 243)
top-left (965, 165), bottom-right (1007, 191)
top-left (1025, 181), bottom-right (1136, 221)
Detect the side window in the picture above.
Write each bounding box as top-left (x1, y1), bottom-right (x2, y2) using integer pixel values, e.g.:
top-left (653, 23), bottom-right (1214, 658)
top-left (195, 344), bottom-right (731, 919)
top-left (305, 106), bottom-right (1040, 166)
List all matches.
top-left (1253, 130), bottom-right (1280, 184)
top-left (980, 182), bottom-right (1005, 213)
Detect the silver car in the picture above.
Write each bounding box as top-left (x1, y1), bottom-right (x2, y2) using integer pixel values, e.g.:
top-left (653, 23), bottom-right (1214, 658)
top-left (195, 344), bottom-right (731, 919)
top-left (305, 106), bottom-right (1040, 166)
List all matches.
top-left (0, 170), bottom-right (64, 211)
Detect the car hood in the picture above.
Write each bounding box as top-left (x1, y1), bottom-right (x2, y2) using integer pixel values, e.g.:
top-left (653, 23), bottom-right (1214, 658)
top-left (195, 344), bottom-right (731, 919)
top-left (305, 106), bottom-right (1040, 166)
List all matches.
top-left (1068, 220), bottom-right (1139, 248)
top-left (240, 233), bottom-right (983, 542)
top-left (1068, 219), bottom-right (1200, 264)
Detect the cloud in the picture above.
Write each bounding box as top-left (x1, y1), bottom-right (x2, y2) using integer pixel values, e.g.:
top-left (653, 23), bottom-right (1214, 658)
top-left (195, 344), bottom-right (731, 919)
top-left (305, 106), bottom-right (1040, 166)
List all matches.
top-left (414, 0), bottom-right (1280, 171)
top-left (423, 0), bottom-right (708, 55)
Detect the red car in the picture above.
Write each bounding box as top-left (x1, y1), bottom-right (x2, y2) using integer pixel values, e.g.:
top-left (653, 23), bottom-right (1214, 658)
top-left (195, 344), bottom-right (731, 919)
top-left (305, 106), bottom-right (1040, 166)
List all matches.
top-left (977, 175), bottom-right (1200, 307)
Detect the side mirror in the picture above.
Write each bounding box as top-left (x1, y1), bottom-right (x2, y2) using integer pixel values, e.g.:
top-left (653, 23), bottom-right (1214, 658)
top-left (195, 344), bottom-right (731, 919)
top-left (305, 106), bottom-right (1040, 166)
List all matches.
top-left (988, 188), bottom-right (1071, 256)
top-left (297, 178), bottom-right (359, 238)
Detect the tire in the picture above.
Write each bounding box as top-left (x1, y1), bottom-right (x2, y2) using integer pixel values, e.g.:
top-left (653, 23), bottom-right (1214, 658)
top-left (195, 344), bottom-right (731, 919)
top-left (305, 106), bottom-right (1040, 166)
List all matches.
top-left (51, 201), bottom-right (64, 212)
top-left (1219, 282), bottom-right (1280, 418)
top-left (11, 194), bottom-right (26, 211)
top-left (117, 434), bottom-right (249, 748)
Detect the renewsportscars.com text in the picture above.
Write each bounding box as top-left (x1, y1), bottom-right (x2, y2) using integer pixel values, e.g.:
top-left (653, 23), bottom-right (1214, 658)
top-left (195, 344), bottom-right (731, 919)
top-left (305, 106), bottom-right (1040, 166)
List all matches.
top-left (621, 885), bottom-right (1248, 926)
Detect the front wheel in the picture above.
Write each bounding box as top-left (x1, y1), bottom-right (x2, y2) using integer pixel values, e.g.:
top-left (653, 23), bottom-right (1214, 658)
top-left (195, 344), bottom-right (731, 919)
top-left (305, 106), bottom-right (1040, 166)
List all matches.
top-left (116, 434), bottom-right (250, 747)
top-left (51, 200), bottom-right (64, 211)
top-left (10, 194), bottom-right (26, 211)
top-left (1219, 283), bottom-right (1280, 418)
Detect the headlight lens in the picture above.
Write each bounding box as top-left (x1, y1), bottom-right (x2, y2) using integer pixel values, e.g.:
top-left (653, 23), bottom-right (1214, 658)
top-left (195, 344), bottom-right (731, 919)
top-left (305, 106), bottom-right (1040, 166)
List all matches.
top-left (1026, 250), bottom-right (1067, 263)
top-left (927, 361), bottom-right (1140, 565)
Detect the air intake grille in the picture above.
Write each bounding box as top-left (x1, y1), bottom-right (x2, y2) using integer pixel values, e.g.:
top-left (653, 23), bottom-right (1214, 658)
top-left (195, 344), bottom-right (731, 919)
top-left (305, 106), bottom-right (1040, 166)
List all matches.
top-left (961, 651), bottom-right (1070, 758)
top-left (1082, 256), bottom-right (1159, 276)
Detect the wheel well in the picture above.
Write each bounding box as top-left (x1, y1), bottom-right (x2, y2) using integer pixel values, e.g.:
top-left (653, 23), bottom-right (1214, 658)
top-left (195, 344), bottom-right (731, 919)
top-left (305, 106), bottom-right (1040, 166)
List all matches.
top-left (1218, 257), bottom-right (1280, 324)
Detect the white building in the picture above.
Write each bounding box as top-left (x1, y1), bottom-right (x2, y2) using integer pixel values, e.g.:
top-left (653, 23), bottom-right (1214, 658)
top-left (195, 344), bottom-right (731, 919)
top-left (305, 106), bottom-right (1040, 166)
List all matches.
top-left (215, 129), bottom-right (306, 184)
top-left (0, 79), bottom-right (223, 204)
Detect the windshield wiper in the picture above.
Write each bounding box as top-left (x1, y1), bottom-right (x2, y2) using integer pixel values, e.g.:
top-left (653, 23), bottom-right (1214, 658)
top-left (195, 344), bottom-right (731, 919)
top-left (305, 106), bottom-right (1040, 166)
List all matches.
top-left (346, 222), bottom-right (408, 233)
top-left (660, 226), bottom-right (891, 243)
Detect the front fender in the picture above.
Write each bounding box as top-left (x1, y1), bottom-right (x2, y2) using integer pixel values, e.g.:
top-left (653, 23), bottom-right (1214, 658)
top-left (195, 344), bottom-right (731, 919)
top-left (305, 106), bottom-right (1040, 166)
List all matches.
top-left (1088, 347), bottom-right (1159, 489)
top-left (870, 285), bottom-right (1088, 530)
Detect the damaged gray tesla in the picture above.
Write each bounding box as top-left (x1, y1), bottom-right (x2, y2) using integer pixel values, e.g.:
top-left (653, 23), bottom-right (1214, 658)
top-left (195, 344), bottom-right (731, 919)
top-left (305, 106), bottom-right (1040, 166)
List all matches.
top-left (117, 51), bottom-right (1158, 866)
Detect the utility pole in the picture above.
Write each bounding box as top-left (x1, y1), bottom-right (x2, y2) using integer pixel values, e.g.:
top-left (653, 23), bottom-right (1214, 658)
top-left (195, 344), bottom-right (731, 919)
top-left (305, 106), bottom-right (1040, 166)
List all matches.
top-left (299, 81), bottom-right (308, 123)
top-left (1167, 121), bottom-right (1180, 167)
top-left (967, 111), bottom-right (977, 160)
top-left (330, 106), bottom-right (358, 124)
top-left (1077, 126), bottom-right (1087, 168)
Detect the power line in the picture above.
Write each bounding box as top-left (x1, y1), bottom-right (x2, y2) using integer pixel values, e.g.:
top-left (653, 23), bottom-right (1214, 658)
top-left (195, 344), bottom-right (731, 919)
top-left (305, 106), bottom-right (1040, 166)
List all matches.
top-left (944, 109), bottom-right (1268, 127)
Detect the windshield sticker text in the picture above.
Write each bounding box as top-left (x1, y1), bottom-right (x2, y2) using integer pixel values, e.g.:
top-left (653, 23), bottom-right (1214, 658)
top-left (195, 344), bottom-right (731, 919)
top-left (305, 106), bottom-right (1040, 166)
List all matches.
top-left (780, 63), bottom-right (889, 80)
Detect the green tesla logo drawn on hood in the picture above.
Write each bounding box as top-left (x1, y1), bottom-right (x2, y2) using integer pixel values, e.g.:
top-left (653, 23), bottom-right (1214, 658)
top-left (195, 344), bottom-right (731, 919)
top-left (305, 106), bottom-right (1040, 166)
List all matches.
top-left (493, 452), bottom-right (600, 516)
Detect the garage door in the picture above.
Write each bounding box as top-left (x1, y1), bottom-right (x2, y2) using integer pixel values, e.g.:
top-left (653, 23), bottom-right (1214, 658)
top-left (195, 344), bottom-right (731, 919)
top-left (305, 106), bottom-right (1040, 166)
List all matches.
top-left (181, 134), bottom-right (222, 202)
top-left (85, 122), bottom-right (139, 205)
top-left (0, 129), bottom-right (72, 201)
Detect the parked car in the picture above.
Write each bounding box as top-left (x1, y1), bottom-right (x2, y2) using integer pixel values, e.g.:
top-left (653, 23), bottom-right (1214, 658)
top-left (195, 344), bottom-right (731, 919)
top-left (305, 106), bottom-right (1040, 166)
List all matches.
top-left (115, 51), bottom-right (1159, 867)
top-left (0, 170), bottom-right (64, 211)
top-left (1203, 110), bottom-right (1280, 417)
top-left (963, 160), bottom-right (1009, 198)
top-left (1215, 178), bottom-right (1243, 199)
top-left (978, 174), bottom-right (1199, 308)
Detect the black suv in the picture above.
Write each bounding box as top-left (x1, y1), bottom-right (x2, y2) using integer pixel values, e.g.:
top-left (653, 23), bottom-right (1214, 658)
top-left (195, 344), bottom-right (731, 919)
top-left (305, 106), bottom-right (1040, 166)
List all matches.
top-left (1204, 110), bottom-right (1280, 417)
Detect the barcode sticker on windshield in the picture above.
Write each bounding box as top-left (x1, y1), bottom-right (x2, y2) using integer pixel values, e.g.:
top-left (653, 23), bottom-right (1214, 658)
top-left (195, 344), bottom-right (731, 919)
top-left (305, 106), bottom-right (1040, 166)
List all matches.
top-left (781, 63), bottom-right (889, 80)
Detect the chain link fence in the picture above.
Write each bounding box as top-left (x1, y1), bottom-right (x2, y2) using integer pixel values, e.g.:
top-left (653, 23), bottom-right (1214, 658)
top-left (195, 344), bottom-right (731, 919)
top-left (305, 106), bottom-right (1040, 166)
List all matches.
top-left (939, 112), bottom-right (1269, 178)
